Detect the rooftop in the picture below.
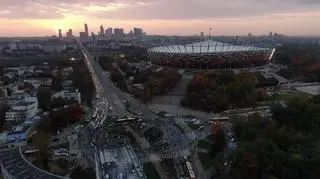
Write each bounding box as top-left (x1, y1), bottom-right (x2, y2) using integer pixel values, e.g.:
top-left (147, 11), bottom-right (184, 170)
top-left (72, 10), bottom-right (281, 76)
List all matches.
top-left (64, 88), bottom-right (79, 93)
top-left (0, 148), bottom-right (67, 179)
top-left (148, 40), bottom-right (272, 54)
top-left (8, 131), bottom-right (26, 135)
top-left (295, 85), bottom-right (320, 96)
top-left (15, 101), bottom-right (36, 106)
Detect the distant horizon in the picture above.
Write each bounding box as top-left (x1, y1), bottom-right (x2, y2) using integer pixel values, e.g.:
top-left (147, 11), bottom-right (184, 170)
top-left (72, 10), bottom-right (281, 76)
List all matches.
top-left (1, 0), bottom-right (320, 37)
top-left (1, 33), bottom-right (320, 39)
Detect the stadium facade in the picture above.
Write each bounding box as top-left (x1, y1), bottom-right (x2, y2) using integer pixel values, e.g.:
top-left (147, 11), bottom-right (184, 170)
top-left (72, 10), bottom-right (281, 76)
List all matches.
top-left (148, 40), bottom-right (275, 69)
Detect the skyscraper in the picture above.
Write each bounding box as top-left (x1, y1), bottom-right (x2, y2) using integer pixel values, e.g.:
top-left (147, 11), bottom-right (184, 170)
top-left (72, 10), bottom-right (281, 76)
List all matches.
top-left (100, 25), bottom-right (104, 36)
top-left (58, 29), bottom-right (62, 38)
top-left (105, 28), bottom-right (113, 36)
top-left (84, 23), bottom-right (89, 37)
top-left (133, 28), bottom-right (143, 36)
top-left (114, 28), bottom-right (124, 38)
top-left (79, 32), bottom-right (87, 39)
top-left (200, 32), bottom-right (204, 37)
top-left (67, 29), bottom-right (73, 37)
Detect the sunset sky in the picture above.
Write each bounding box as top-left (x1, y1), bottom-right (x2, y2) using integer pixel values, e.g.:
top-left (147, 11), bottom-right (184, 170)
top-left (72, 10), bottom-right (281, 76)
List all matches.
top-left (0, 0), bottom-right (319, 37)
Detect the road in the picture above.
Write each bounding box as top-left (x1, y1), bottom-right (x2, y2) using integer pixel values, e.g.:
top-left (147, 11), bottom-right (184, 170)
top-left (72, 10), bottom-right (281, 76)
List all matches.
top-left (78, 40), bottom-right (194, 179)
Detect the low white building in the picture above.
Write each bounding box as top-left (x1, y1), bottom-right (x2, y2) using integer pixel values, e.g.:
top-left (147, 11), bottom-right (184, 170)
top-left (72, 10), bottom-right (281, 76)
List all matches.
top-left (42, 45), bottom-right (66, 53)
top-left (61, 67), bottom-right (73, 77)
top-left (24, 77), bottom-right (52, 88)
top-left (4, 72), bottom-right (19, 79)
top-left (62, 80), bottom-right (73, 88)
top-left (12, 101), bottom-right (38, 113)
top-left (5, 83), bottom-right (19, 92)
top-left (5, 110), bottom-right (28, 122)
top-left (5, 101), bottom-right (38, 121)
top-left (0, 133), bottom-right (7, 144)
top-left (0, 87), bottom-right (7, 100)
top-left (64, 89), bottom-right (81, 103)
top-left (7, 91), bottom-right (37, 107)
top-left (52, 88), bottom-right (81, 103)
top-left (4, 66), bottom-right (35, 76)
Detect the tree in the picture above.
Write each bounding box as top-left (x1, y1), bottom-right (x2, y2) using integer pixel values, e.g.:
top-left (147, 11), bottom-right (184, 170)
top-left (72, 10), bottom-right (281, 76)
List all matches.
top-left (229, 96), bottom-right (320, 179)
top-left (312, 94), bottom-right (320, 104)
top-left (72, 60), bottom-right (94, 106)
top-left (211, 131), bottom-right (226, 157)
top-left (52, 72), bottom-right (64, 90)
top-left (70, 167), bottom-right (96, 179)
top-left (37, 88), bottom-right (52, 111)
top-left (0, 104), bottom-right (10, 127)
top-left (34, 119), bottom-right (51, 170)
top-left (304, 103), bottom-right (320, 136)
top-left (49, 97), bottom-right (66, 109)
top-left (68, 104), bottom-right (84, 122)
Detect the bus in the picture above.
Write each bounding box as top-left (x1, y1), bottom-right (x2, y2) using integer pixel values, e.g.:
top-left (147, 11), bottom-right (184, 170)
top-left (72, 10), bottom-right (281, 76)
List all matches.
top-left (186, 161), bottom-right (195, 179)
top-left (116, 117), bottom-right (136, 122)
top-left (92, 111), bottom-right (97, 119)
top-left (210, 116), bottom-right (229, 123)
top-left (24, 149), bottom-right (39, 155)
top-left (95, 93), bottom-right (100, 99)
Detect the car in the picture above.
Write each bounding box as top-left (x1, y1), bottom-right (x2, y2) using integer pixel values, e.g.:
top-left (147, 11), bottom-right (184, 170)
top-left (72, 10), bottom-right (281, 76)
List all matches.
top-left (59, 148), bottom-right (68, 152)
top-left (191, 118), bottom-right (197, 122)
top-left (60, 152), bottom-right (69, 157)
top-left (54, 151), bottom-right (61, 156)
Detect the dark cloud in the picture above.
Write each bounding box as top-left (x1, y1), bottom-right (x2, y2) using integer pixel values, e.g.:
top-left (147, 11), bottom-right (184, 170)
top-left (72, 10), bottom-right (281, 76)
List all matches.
top-left (89, 0), bottom-right (320, 20)
top-left (0, 0), bottom-right (319, 20)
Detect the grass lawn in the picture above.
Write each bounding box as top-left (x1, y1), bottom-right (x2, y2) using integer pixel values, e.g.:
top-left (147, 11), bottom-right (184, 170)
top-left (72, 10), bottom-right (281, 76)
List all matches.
top-left (50, 142), bottom-right (70, 149)
top-left (274, 91), bottom-right (311, 101)
top-left (143, 163), bottom-right (161, 179)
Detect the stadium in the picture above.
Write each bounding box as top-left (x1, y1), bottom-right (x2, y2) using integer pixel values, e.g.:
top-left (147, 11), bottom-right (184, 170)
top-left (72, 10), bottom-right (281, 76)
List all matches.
top-left (148, 40), bottom-right (276, 69)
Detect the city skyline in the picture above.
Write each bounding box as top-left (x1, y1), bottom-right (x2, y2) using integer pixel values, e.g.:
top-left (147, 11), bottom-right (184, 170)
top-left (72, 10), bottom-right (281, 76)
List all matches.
top-left (0, 0), bottom-right (320, 37)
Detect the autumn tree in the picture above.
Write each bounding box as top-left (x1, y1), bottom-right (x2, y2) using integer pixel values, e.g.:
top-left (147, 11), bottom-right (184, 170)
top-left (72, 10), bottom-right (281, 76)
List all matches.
top-left (37, 88), bottom-right (52, 111)
top-left (70, 167), bottom-right (96, 179)
top-left (34, 119), bottom-right (52, 170)
top-left (52, 71), bottom-right (64, 90)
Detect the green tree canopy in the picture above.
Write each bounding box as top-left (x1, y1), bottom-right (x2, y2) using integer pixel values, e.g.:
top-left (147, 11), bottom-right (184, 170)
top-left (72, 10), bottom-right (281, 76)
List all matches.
top-left (70, 167), bottom-right (96, 179)
top-left (37, 88), bottom-right (52, 111)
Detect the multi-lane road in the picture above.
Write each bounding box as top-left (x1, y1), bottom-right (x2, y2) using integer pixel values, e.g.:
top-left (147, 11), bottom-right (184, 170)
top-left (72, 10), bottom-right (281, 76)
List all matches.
top-left (78, 41), bottom-right (196, 178)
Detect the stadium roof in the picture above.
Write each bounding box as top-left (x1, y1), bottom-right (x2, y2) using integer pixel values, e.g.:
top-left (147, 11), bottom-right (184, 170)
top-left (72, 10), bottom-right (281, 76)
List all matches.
top-left (148, 40), bottom-right (271, 54)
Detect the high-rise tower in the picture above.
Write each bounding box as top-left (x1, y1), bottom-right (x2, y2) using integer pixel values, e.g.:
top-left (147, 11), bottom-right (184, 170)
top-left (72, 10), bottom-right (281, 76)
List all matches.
top-left (58, 29), bottom-right (62, 38)
top-left (84, 23), bottom-right (89, 37)
top-left (100, 25), bottom-right (104, 36)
